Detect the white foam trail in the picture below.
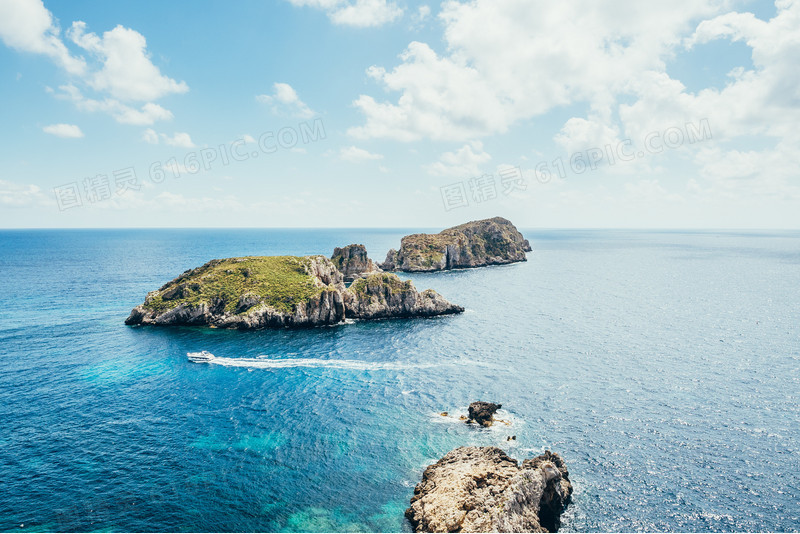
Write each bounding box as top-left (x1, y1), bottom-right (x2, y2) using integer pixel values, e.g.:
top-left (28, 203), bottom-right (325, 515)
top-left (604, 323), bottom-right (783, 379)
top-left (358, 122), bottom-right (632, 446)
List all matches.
top-left (204, 356), bottom-right (489, 371)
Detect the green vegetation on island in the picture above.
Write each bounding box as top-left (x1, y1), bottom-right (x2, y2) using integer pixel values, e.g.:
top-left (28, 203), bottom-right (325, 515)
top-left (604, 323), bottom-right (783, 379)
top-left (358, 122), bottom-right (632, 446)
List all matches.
top-left (143, 256), bottom-right (330, 316)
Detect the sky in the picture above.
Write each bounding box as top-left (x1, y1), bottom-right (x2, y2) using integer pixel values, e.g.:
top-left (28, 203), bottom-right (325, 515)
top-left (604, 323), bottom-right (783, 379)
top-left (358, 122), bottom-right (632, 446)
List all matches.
top-left (0, 0), bottom-right (798, 229)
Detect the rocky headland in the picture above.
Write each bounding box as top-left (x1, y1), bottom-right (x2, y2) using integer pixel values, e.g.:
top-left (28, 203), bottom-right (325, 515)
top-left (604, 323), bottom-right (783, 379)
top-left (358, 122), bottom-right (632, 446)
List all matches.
top-left (125, 255), bottom-right (462, 329)
top-left (380, 217), bottom-right (532, 272)
top-left (406, 447), bottom-right (572, 533)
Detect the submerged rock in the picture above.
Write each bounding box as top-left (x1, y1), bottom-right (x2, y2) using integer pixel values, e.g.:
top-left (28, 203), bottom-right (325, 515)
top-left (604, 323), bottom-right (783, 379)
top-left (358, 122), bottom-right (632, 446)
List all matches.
top-left (125, 255), bottom-right (462, 329)
top-left (405, 447), bottom-right (572, 533)
top-left (331, 244), bottom-right (382, 282)
top-left (467, 401), bottom-right (502, 427)
top-left (380, 217), bottom-right (532, 272)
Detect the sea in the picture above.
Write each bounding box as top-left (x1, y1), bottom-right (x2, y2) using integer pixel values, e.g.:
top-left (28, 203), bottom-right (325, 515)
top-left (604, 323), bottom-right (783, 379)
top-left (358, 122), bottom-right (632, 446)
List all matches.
top-left (0, 228), bottom-right (798, 532)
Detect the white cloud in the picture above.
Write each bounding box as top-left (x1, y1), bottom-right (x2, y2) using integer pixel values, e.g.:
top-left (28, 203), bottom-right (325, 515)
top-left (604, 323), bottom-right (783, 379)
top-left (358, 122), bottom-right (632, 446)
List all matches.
top-left (0, 179), bottom-right (52, 207)
top-left (0, 2), bottom-right (187, 126)
top-left (417, 5), bottom-right (431, 20)
top-left (349, 41), bottom-right (513, 141)
top-left (55, 84), bottom-right (174, 125)
top-left (329, 0), bottom-right (403, 27)
top-left (287, 0), bottom-right (342, 8)
top-left (288, 0), bottom-right (402, 27)
top-left (624, 179), bottom-right (685, 204)
top-left (257, 82), bottom-right (315, 119)
top-left (425, 141), bottom-right (491, 177)
top-left (339, 145), bottom-right (383, 162)
top-left (162, 132), bottom-right (195, 148)
top-left (0, 0), bottom-right (86, 74)
top-left (349, 0), bottom-right (722, 141)
top-left (142, 128), bottom-right (159, 144)
top-left (554, 116), bottom-right (621, 156)
top-left (348, 0), bottom-right (800, 223)
top-left (66, 21), bottom-right (188, 102)
top-left (113, 102), bottom-right (173, 125)
top-left (139, 129), bottom-right (195, 148)
top-left (152, 191), bottom-right (242, 211)
top-left (42, 123), bottom-right (84, 138)
top-left (694, 140), bottom-right (800, 201)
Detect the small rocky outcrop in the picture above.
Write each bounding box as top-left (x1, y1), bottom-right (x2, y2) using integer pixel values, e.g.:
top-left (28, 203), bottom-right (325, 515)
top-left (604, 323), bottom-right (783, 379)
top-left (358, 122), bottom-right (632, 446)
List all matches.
top-left (344, 273), bottom-right (463, 319)
top-left (125, 255), bottom-right (462, 329)
top-left (405, 447), bottom-right (572, 533)
top-left (380, 217), bottom-right (532, 272)
top-left (467, 401), bottom-right (501, 427)
top-left (331, 244), bottom-right (382, 282)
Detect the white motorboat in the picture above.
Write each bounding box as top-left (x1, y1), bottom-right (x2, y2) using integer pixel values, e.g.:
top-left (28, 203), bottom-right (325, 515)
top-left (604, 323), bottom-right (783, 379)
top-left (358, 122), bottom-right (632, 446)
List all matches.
top-left (187, 351), bottom-right (215, 363)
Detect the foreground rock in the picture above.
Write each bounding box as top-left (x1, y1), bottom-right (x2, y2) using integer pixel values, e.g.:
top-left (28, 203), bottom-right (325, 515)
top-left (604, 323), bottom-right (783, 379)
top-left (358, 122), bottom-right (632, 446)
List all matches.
top-left (125, 256), bottom-right (462, 329)
top-left (406, 447), bottom-right (572, 533)
top-left (380, 217), bottom-right (532, 272)
top-left (467, 401), bottom-right (501, 427)
top-left (331, 244), bottom-right (382, 282)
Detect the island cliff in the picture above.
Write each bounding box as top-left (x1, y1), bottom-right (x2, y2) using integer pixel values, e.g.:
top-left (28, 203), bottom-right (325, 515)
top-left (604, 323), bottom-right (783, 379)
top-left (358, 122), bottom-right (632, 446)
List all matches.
top-left (125, 255), bottom-right (462, 329)
top-left (406, 447), bottom-right (572, 533)
top-left (344, 273), bottom-right (458, 319)
top-left (330, 244), bottom-right (382, 282)
top-left (380, 217), bottom-right (531, 272)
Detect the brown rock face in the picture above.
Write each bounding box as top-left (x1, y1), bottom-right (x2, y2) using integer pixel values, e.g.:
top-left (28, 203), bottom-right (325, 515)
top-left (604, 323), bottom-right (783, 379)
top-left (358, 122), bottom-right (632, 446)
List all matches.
top-left (521, 451), bottom-right (573, 532)
top-left (343, 273), bottom-right (463, 319)
top-left (380, 217), bottom-right (532, 272)
top-left (467, 401), bottom-right (502, 427)
top-left (405, 447), bottom-right (572, 533)
top-left (331, 244), bottom-right (382, 282)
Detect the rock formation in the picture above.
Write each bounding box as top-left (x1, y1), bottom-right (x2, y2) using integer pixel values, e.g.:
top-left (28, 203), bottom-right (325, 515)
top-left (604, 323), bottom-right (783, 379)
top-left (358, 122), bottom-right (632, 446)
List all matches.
top-left (521, 451), bottom-right (573, 532)
top-left (330, 244), bottom-right (382, 282)
top-left (380, 217), bottom-right (532, 272)
top-left (343, 273), bottom-right (463, 320)
top-left (125, 255), bottom-right (462, 329)
top-left (466, 401), bottom-right (502, 427)
top-left (405, 447), bottom-right (572, 533)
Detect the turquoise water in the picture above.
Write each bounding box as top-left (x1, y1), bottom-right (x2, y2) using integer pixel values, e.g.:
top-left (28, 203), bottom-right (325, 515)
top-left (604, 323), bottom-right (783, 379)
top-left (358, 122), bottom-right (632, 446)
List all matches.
top-left (1, 229), bottom-right (799, 532)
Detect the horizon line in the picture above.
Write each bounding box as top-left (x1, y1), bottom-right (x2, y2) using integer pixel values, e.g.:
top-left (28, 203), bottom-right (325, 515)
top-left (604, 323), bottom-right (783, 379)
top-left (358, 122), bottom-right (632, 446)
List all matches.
top-left (1, 226), bottom-right (799, 231)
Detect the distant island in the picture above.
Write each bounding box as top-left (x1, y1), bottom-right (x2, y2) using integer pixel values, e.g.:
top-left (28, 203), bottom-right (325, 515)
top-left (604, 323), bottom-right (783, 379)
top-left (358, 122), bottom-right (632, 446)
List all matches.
top-left (125, 217), bottom-right (531, 329)
top-left (380, 217), bottom-right (531, 272)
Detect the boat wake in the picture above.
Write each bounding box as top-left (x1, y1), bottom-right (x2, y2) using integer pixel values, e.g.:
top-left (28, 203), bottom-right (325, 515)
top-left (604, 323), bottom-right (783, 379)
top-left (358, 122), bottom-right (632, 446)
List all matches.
top-left (188, 352), bottom-right (487, 371)
top-left (210, 356), bottom-right (445, 370)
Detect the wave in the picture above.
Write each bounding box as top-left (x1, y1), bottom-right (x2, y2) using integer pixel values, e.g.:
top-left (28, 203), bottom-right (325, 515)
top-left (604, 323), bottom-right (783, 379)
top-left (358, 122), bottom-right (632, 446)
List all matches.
top-left (204, 355), bottom-right (475, 371)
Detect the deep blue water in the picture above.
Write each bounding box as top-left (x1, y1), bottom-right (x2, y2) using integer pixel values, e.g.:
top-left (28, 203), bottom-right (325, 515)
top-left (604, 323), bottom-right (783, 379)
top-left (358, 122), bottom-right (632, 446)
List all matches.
top-left (1, 229), bottom-right (799, 532)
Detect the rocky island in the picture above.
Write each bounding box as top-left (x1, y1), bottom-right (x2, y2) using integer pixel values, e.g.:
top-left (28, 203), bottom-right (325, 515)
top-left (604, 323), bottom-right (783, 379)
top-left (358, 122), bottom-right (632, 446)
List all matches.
top-left (466, 401), bottom-right (502, 427)
top-left (406, 447), bottom-right (572, 533)
top-left (125, 255), bottom-right (462, 329)
top-left (380, 217), bottom-right (532, 272)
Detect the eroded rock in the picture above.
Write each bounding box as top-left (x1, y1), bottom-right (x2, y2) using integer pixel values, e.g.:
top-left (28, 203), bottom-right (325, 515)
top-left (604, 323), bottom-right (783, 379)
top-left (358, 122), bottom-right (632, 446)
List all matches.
top-left (331, 244), bottom-right (382, 282)
top-left (380, 217), bottom-right (532, 272)
top-left (406, 447), bottom-right (572, 533)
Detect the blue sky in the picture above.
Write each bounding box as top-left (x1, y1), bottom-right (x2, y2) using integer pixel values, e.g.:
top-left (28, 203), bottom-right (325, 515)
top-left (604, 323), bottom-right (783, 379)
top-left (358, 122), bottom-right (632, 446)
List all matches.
top-left (0, 0), bottom-right (798, 228)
